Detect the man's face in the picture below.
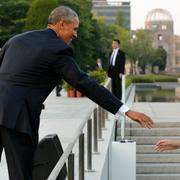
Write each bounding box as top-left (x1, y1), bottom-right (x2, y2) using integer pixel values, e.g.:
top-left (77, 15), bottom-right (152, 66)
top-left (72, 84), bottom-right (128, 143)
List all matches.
top-left (58, 17), bottom-right (79, 44)
top-left (112, 41), bottom-right (119, 49)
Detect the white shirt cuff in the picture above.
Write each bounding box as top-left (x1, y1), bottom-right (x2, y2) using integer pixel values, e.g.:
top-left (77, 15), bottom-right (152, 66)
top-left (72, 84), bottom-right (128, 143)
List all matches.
top-left (118, 105), bottom-right (130, 116)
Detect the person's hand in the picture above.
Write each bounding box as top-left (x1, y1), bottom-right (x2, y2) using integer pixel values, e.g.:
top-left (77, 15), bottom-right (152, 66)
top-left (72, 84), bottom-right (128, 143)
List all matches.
top-left (125, 110), bottom-right (154, 128)
top-left (155, 139), bottom-right (180, 152)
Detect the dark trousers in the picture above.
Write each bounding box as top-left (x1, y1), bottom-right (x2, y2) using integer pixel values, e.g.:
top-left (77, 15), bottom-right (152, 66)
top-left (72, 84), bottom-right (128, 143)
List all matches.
top-left (0, 126), bottom-right (37, 180)
top-left (111, 77), bottom-right (122, 100)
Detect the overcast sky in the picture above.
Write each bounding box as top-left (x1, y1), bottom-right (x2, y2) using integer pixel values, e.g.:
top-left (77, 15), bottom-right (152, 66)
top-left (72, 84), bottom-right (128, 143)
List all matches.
top-left (107, 0), bottom-right (180, 35)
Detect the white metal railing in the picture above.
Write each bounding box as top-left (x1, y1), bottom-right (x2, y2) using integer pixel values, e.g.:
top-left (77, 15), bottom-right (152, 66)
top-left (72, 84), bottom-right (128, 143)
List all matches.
top-left (120, 75), bottom-right (126, 140)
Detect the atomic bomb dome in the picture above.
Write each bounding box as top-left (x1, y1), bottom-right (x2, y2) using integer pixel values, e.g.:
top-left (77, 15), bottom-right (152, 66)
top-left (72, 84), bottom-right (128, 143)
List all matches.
top-left (146, 8), bottom-right (173, 22)
top-left (144, 8), bottom-right (180, 73)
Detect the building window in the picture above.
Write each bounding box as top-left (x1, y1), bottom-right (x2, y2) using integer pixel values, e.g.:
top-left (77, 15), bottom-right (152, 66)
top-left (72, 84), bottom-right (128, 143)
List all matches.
top-left (151, 24), bottom-right (157, 29)
top-left (176, 42), bottom-right (180, 51)
top-left (176, 57), bottom-right (180, 64)
top-left (158, 45), bottom-right (163, 48)
top-left (162, 25), bottom-right (167, 30)
top-left (158, 34), bottom-right (163, 41)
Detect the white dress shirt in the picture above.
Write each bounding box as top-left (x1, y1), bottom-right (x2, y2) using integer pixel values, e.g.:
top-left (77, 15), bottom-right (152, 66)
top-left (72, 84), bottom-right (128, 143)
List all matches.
top-left (110, 48), bottom-right (119, 66)
top-left (118, 105), bottom-right (129, 116)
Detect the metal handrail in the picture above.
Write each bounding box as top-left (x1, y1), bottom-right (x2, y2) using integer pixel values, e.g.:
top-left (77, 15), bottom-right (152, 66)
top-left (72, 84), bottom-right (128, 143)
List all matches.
top-left (47, 111), bottom-right (91, 180)
top-left (47, 78), bottom-right (112, 180)
top-left (120, 75), bottom-right (126, 140)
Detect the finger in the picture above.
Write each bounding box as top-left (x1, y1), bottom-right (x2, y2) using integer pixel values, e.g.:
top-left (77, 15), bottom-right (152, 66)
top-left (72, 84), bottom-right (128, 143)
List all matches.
top-left (145, 116), bottom-right (154, 126)
top-left (145, 121), bottom-right (153, 128)
top-left (156, 140), bottom-right (166, 146)
top-left (142, 118), bottom-right (153, 128)
top-left (154, 145), bottom-right (165, 152)
top-left (140, 120), bottom-right (147, 128)
top-left (148, 119), bottom-right (154, 127)
top-left (141, 115), bottom-right (154, 128)
top-left (155, 147), bottom-right (164, 152)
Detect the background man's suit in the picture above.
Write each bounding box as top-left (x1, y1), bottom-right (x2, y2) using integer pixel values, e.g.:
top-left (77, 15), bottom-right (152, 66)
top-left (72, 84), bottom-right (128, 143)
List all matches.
top-left (0, 29), bottom-right (122, 179)
top-left (108, 49), bottom-right (125, 100)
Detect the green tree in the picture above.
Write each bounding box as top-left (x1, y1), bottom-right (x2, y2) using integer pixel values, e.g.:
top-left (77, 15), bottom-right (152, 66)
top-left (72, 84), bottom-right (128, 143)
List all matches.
top-left (0, 0), bottom-right (30, 46)
top-left (114, 10), bottom-right (124, 28)
top-left (107, 24), bottom-right (130, 50)
top-left (153, 47), bottom-right (167, 71)
top-left (91, 16), bottom-right (112, 69)
top-left (126, 35), bottom-right (140, 74)
top-left (127, 29), bottom-right (154, 74)
top-left (24, 0), bottom-right (59, 31)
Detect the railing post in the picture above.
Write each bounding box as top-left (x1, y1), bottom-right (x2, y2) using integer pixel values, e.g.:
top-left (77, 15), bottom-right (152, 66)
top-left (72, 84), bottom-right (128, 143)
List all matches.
top-left (101, 108), bottom-right (105, 129)
top-left (68, 153), bottom-right (74, 180)
top-left (79, 133), bottom-right (84, 180)
top-left (98, 106), bottom-right (103, 140)
top-left (86, 119), bottom-right (95, 172)
top-left (105, 110), bottom-right (109, 121)
top-left (93, 108), bottom-right (98, 153)
top-left (121, 75), bottom-right (126, 140)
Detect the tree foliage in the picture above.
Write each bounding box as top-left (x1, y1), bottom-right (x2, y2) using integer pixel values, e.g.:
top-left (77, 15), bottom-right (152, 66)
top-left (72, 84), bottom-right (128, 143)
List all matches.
top-left (114, 10), bottom-right (124, 28)
top-left (24, 0), bottom-right (59, 31)
top-left (126, 29), bottom-right (154, 74)
top-left (91, 17), bottom-right (112, 69)
top-left (153, 47), bottom-right (167, 71)
top-left (0, 0), bottom-right (30, 46)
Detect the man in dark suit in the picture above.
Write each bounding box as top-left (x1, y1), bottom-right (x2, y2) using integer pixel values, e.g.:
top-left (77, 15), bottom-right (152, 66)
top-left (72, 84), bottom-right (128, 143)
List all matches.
top-left (0, 6), bottom-right (154, 180)
top-left (108, 39), bottom-right (125, 100)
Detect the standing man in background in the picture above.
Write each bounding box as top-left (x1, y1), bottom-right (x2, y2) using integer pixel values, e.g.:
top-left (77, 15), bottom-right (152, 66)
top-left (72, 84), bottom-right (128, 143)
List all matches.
top-left (96, 58), bottom-right (103, 69)
top-left (108, 39), bottom-right (125, 100)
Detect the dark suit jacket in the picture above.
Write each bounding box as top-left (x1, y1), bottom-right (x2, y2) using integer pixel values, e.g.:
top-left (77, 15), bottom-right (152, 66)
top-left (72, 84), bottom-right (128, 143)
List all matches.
top-left (108, 49), bottom-right (125, 78)
top-left (0, 29), bottom-right (122, 143)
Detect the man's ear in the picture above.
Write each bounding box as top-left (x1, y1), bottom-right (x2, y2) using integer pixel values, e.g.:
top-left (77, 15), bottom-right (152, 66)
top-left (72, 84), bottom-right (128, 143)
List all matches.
top-left (58, 20), bottom-right (64, 30)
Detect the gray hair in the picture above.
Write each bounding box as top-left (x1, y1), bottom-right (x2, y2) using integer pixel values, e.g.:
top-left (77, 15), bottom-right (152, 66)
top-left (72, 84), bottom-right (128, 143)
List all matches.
top-left (48, 6), bottom-right (78, 24)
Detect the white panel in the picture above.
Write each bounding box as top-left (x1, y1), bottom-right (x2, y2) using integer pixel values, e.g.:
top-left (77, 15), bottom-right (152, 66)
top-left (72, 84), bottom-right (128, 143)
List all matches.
top-left (112, 141), bottom-right (136, 180)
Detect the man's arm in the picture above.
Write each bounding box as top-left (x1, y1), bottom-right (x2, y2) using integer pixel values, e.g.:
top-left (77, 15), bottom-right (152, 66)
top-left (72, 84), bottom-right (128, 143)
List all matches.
top-left (54, 52), bottom-right (154, 128)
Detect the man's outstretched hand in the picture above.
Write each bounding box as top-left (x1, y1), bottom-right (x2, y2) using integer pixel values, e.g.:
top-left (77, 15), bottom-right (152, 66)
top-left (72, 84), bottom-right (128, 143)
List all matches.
top-left (125, 110), bottom-right (154, 128)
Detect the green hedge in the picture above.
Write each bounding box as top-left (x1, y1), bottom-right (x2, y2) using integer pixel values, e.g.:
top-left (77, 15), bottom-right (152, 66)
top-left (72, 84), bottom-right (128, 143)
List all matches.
top-left (88, 69), bottom-right (107, 85)
top-left (126, 74), bottom-right (178, 88)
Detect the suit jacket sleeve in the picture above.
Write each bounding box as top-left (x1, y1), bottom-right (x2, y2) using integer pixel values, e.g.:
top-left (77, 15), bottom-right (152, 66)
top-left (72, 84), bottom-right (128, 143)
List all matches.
top-left (117, 50), bottom-right (125, 74)
top-left (53, 48), bottom-right (123, 114)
